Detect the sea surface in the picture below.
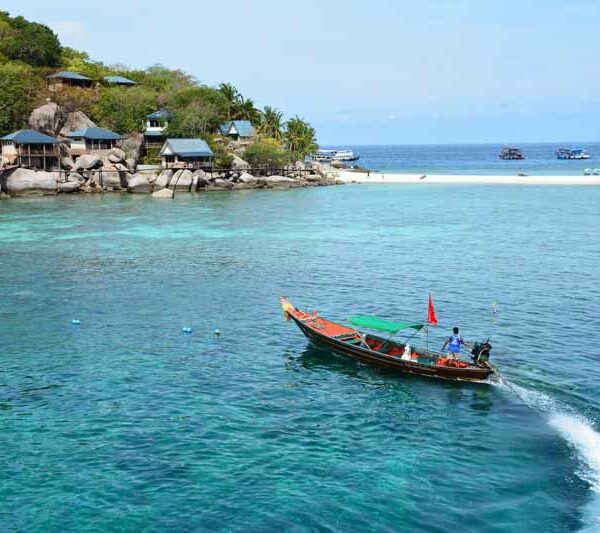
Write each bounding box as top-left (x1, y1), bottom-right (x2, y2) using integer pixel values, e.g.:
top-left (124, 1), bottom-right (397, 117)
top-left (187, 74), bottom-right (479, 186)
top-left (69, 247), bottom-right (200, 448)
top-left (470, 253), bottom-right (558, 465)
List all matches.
top-left (1, 185), bottom-right (599, 532)
top-left (323, 143), bottom-right (600, 175)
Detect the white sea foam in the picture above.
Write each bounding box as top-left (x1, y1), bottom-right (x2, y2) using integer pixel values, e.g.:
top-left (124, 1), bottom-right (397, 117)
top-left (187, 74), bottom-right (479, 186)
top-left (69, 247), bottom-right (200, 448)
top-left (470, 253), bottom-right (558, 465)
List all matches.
top-left (498, 381), bottom-right (600, 530)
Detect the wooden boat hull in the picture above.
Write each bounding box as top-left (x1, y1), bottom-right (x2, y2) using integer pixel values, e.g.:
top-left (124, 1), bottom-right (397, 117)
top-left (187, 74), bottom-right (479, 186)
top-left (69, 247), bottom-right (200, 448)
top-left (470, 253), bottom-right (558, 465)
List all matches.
top-left (287, 310), bottom-right (493, 383)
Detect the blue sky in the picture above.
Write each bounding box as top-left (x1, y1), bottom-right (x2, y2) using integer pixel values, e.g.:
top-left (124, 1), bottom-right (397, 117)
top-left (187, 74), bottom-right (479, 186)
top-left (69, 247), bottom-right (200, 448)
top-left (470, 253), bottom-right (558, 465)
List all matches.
top-left (4, 0), bottom-right (599, 145)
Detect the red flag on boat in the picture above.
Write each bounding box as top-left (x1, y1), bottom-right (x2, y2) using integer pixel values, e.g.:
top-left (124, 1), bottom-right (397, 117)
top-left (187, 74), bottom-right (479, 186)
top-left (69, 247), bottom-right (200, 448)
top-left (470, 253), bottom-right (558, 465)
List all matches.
top-left (427, 293), bottom-right (438, 325)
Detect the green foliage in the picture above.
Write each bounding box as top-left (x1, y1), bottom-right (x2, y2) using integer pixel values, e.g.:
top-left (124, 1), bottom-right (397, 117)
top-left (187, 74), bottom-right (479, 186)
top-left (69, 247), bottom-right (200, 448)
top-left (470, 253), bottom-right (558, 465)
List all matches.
top-left (165, 86), bottom-right (229, 137)
top-left (217, 83), bottom-right (261, 123)
top-left (258, 106), bottom-right (284, 141)
top-left (284, 116), bottom-right (318, 160)
top-left (244, 138), bottom-right (290, 169)
top-left (61, 47), bottom-right (107, 79)
top-left (0, 11), bottom-right (61, 67)
top-left (141, 144), bottom-right (162, 165)
top-left (0, 62), bottom-right (41, 135)
top-left (92, 86), bottom-right (157, 133)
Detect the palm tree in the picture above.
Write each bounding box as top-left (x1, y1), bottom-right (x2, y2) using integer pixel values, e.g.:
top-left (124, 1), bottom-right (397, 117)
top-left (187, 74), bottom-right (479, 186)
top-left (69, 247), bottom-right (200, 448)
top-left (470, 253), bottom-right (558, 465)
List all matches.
top-left (233, 97), bottom-right (262, 124)
top-left (218, 83), bottom-right (241, 120)
top-left (258, 106), bottom-right (284, 141)
top-left (284, 116), bottom-right (318, 160)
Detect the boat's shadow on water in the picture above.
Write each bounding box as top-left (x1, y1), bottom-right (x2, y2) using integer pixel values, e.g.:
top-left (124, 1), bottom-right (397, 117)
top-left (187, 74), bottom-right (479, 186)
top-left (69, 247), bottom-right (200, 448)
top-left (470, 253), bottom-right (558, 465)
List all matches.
top-left (284, 343), bottom-right (497, 410)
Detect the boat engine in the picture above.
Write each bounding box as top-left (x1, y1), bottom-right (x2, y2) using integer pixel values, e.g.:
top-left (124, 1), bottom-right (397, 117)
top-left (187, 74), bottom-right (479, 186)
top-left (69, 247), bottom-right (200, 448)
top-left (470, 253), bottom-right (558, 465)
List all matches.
top-left (471, 339), bottom-right (492, 365)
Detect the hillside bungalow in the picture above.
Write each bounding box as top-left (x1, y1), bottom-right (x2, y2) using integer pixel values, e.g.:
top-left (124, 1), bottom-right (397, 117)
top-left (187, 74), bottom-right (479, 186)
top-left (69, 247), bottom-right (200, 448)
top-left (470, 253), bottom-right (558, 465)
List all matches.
top-left (66, 127), bottom-right (123, 157)
top-left (144, 109), bottom-right (171, 146)
top-left (104, 75), bottom-right (137, 86)
top-left (47, 70), bottom-right (94, 88)
top-left (159, 138), bottom-right (213, 170)
top-left (1, 130), bottom-right (60, 170)
top-left (218, 120), bottom-right (256, 143)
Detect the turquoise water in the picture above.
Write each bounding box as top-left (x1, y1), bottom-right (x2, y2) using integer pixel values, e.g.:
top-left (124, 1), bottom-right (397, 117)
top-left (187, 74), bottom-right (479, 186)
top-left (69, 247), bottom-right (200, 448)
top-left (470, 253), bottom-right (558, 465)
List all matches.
top-left (1, 186), bottom-right (599, 531)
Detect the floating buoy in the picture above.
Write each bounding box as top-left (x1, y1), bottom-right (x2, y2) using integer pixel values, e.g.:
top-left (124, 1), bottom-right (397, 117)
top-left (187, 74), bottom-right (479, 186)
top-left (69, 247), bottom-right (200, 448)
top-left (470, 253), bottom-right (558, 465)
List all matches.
top-left (71, 319), bottom-right (81, 326)
top-left (182, 327), bottom-right (192, 334)
top-left (214, 329), bottom-right (221, 336)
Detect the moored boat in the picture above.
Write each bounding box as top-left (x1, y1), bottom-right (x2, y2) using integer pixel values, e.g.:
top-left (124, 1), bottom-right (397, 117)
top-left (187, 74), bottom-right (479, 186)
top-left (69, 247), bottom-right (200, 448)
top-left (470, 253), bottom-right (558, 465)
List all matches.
top-left (556, 147), bottom-right (589, 160)
top-left (280, 298), bottom-right (496, 383)
top-left (314, 149), bottom-right (360, 162)
top-left (499, 147), bottom-right (525, 160)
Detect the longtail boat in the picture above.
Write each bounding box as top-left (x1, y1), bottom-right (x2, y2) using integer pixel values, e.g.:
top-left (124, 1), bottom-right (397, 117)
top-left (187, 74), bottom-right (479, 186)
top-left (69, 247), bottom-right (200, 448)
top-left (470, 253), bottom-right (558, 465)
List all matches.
top-left (280, 298), bottom-right (496, 383)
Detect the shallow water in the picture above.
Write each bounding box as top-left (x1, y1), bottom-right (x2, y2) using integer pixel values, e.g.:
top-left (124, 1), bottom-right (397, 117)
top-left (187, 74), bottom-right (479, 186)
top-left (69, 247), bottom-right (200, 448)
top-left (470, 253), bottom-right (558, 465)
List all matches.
top-left (0, 186), bottom-right (599, 531)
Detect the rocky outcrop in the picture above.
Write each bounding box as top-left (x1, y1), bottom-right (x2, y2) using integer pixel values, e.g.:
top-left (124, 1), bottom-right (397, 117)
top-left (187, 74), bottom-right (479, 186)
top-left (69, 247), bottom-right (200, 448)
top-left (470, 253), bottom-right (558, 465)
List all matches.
top-left (127, 173), bottom-right (152, 193)
top-left (238, 171), bottom-right (257, 184)
top-left (57, 181), bottom-right (80, 193)
top-left (107, 148), bottom-right (126, 164)
top-left (74, 154), bottom-right (103, 171)
top-left (171, 169), bottom-right (193, 191)
top-left (231, 154), bottom-right (250, 171)
top-left (28, 102), bottom-right (63, 137)
top-left (101, 165), bottom-right (128, 189)
top-left (152, 188), bottom-right (174, 199)
top-left (3, 168), bottom-right (57, 196)
top-left (122, 133), bottom-right (144, 167)
top-left (155, 169), bottom-right (173, 189)
top-left (59, 111), bottom-right (96, 137)
top-left (61, 156), bottom-right (76, 170)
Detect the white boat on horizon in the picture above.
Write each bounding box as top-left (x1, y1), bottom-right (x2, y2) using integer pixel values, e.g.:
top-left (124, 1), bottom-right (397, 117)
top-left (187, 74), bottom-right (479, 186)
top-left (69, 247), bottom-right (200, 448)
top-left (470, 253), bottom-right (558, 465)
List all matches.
top-left (556, 147), bottom-right (589, 160)
top-left (314, 149), bottom-right (360, 162)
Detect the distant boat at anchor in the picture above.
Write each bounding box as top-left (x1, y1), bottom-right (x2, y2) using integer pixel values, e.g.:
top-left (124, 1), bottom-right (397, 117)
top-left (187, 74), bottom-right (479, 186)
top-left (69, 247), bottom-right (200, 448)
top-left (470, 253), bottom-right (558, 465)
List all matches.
top-left (556, 147), bottom-right (589, 160)
top-left (314, 149), bottom-right (360, 162)
top-left (499, 147), bottom-right (525, 160)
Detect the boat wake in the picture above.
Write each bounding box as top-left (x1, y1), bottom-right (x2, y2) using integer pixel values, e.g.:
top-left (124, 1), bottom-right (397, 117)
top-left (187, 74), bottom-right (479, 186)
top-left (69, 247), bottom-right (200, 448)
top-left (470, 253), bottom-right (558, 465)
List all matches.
top-left (498, 380), bottom-right (600, 531)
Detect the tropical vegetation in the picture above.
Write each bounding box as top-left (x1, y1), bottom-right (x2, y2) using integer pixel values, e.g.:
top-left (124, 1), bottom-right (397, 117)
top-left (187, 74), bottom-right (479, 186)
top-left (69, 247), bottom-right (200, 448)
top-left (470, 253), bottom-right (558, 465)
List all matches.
top-left (0, 10), bottom-right (319, 164)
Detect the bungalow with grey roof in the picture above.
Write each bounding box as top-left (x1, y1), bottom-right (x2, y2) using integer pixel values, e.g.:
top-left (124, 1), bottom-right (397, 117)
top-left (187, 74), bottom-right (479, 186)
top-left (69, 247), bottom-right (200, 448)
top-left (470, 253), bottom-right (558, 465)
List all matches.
top-left (218, 120), bottom-right (256, 144)
top-left (159, 138), bottom-right (213, 170)
top-left (47, 70), bottom-right (94, 89)
top-left (104, 75), bottom-right (137, 86)
top-left (144, 109), bottom-right (171, 146)
top-left (66, 127), bottom-right (123, 157)
top-left (1, 130), bottom-right (60, 171)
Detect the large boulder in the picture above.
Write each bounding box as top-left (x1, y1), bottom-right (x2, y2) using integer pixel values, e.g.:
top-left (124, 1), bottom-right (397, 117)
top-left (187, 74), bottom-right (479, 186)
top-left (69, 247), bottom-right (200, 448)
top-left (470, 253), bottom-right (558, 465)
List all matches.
top-left (127, 174), bottom-right (151, 193)
top-left (152, 188), bottom-right (174, 199)
top-left (155, 169), bottom-right (173, 189)
top-left (74, 154), bottom-right (102, 171)
top-left (59, 111), bottom-right (96, 137)
top-left (125, 158), bottom-right (137, 173)
top-left (107, 148), bottom-right (126, 164)
top-left (122, 133), bottom-right (144, 166)
top-left (213, 178), bottom-right (234, 189)
top-left (57, 181), bottom-right (80, 193)
top-left (61, 156), bottom-right (75, 170)
top-left (28, 102), bottom-right (63, 137)
top-left (171, 169), bottom-right (193, 191)
top-left (4, 168), bottom-right (57, 196)
top-left (231, 154), bottom-right (250, 171)
top-left (238, 171), bottom-right (257, 184)
top-left (101, 165), bottom-right (127, 189)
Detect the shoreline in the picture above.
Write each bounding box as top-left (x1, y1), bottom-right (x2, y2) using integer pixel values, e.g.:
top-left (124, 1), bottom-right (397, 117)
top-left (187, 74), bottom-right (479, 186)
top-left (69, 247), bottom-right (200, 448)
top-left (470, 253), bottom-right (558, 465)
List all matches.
top-left (337, 170), bottom-right (600, 185)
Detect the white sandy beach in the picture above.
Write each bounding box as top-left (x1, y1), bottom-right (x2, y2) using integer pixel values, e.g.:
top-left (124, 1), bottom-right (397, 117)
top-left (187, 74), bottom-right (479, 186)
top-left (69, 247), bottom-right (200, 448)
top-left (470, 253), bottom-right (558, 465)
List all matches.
top-left (337, 170), bottom-right (600, 185)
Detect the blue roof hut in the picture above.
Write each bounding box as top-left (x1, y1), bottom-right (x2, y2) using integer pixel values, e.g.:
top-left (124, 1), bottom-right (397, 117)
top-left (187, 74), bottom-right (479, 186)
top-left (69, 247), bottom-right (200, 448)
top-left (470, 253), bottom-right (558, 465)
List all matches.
top-left (218, 120), bottom-right (256, 142)
top-left (144, 109), bottom-right (171, 145)
top-left (66, 127), bottom-right (123, 157)
top-left (103, 75), bottom-right (137, 86)
top-left (1, 130), bottom-right (60, 171)
top-left (159, 138), bottom-right (213, 170)
top-left (47, 71), bottom-right (93, 88)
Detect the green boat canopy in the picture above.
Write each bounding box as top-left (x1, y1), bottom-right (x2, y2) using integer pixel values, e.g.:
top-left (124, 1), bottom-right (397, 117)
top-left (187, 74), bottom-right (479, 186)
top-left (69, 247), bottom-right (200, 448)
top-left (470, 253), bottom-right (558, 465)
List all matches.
top-left (348, 315), bottom-right (425, 334)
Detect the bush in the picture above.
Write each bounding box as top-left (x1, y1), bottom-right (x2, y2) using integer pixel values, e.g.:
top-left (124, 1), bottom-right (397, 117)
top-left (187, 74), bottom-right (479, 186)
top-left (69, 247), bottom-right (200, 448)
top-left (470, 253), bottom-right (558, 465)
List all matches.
top-left (0, 11), bottom-right (61, 67)
top-left (0, 62), bottom-right (41, 134)
top-left (244, 138), bottom-right (290, 170)
top-left (92, 86), bottom-right (156, 134)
